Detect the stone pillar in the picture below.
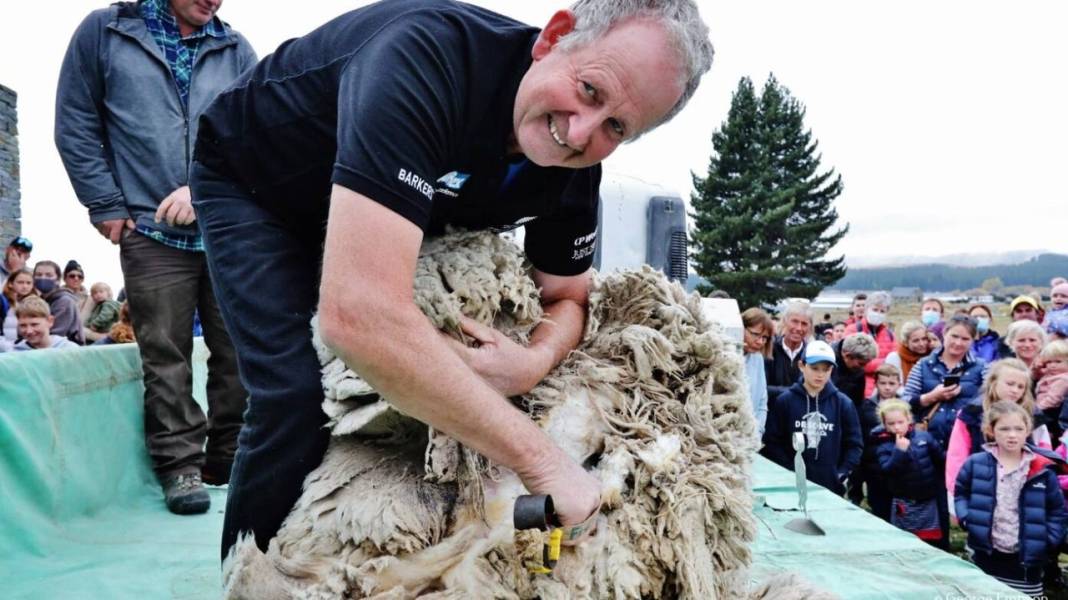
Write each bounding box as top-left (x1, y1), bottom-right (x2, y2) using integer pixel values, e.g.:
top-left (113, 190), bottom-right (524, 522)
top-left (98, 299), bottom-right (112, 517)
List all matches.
top-left (0, 83), bottom-right (21, 243)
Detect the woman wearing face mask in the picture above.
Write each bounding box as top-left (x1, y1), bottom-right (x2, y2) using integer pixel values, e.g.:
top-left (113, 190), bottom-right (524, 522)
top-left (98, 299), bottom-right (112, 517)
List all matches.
top-left (968, 304), bottom-right (1000, 363)
top-left (32, 260), bottom-right (85, 345)
top-left (847, 290), bottom-right (896, 396)
top-left (920, 298), bottom-right (945, 342)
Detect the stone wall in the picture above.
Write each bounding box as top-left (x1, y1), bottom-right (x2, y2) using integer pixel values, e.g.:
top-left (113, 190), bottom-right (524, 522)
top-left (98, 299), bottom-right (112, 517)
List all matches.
top-left (0, 83), bottom-right (21, 244)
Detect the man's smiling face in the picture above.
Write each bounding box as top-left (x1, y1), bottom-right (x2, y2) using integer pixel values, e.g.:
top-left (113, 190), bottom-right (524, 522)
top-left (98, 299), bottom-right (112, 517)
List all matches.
top-left (512, 12), bottom-right (683, 169)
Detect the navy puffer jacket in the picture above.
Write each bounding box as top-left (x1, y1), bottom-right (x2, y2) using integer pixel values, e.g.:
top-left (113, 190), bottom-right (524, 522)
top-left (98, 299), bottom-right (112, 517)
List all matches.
top-left (903, 350), bottom-right (986, 449)
top-left (954, 448), bottom-right (1068, 566)
top-left (875, 426), bottom-right (945, 500)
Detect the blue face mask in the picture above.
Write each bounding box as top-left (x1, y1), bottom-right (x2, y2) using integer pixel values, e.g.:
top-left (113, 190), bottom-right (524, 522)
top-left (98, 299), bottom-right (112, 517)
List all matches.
top-left (975, 317), bottom-right (990, 334)
top-left (921, 310), bottom-right (940, 327)
top-left (34, 277), bottom-right (56, 294)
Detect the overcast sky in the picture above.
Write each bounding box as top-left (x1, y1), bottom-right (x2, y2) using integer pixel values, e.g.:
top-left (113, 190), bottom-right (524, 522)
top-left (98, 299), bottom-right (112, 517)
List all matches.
top-left (2, 1), bottom-right (1066, 291)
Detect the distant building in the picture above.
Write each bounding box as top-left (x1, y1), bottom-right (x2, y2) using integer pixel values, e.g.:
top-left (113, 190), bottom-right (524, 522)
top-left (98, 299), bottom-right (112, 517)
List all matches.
top-left (0, 83), bottom-right (20, 242)
top-left (891, 287), bottom-right (923, 302)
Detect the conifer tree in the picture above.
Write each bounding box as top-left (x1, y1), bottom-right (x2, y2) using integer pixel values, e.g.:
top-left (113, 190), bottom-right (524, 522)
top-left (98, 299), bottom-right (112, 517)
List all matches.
top-left (690, 75), bottom-right (847, 309)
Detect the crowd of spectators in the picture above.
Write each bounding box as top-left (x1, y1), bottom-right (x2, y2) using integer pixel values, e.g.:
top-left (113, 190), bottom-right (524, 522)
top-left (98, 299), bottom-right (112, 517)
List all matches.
top-left (0, 236), bottom-right (130, 353)
top-left (745, 279), bottom-right (1068, 596)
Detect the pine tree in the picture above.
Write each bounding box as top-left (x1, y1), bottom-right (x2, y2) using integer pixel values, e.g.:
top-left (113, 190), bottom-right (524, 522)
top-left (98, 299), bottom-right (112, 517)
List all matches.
top-left (690, 75), bottom-right (847, 309)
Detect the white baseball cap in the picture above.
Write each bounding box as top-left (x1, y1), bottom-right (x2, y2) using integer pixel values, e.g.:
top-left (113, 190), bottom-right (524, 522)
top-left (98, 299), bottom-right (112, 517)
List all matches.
top-left (804, 340), bottom-right (836, 366)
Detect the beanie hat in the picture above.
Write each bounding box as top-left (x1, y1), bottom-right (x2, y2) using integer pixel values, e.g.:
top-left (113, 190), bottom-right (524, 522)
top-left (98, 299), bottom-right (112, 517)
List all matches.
top-left (63, 260), bottom-right (84, 277)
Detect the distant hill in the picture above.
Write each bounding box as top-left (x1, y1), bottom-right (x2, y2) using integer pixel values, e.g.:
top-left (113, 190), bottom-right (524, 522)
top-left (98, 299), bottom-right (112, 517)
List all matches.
top-left (835, 253), bottom-right (1068, 292)
top-left (846, 249), bottom-right (1049, 269)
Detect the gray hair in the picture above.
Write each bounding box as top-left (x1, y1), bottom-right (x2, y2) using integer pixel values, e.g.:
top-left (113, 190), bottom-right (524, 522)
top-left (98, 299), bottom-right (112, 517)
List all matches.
top-left (841, 333), bottom-right (878, 361)
top-left (867, 291), bottom-right (892, 310)
top-left (780, 301), bottom-right (814, 325)
top-left (560, 0), bottom-right (714, 131)
top-left (1006, 319), bottom-right (1047, 346)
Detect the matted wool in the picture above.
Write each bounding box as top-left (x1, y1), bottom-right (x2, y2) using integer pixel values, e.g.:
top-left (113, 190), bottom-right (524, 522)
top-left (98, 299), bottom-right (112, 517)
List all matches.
top-left (223, 231), bottom-right (819, 599)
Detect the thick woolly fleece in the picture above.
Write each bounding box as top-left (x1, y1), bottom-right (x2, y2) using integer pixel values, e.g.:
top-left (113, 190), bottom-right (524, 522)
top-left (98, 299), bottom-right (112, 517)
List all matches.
top-left (222, 231), bottom-right (824, 599)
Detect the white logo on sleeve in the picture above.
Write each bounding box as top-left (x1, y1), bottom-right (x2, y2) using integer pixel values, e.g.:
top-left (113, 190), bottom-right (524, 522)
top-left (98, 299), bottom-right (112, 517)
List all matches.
top-left (571, 231), bottom-right (597, 261)
top-left (398, 168), bottom-right (434, 200)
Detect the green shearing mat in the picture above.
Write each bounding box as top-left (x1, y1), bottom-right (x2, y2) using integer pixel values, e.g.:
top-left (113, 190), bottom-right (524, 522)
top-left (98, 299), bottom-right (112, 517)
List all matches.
top-left (0, 342), bottom-right (1020, 599)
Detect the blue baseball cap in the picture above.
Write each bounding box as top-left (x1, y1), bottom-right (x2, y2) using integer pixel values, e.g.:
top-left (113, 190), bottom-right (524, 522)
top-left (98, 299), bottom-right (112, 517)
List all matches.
top-left (804, 340), bottom-right (836, 365)
top-left (8, 236), bottom-right (31, 252)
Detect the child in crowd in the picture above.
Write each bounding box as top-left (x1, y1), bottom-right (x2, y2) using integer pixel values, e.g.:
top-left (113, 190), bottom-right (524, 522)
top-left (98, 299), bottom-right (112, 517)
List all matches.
top-left (761, 340), bottom-right (863, 495)
top-left (832, 321), bottom-right (847, 342)
top-left (92, 302), bottom-right (135, 346)
top-left (855, 364), bottom-right (902, 521)
top-left (83, 282), bottom-right (122, 343)
top-left (1, 267), bottom-right (35, 351)
top-left (1043, 281), bottom-right (1068, 328)
top-left (875, 399), bottom-right (945, 545)
top-left (946, 359), bottom-right (1048, 503)
top-left (955, 401), bottom-right (1067, 597)
top-left (14, 297), bottom-right (77, 351)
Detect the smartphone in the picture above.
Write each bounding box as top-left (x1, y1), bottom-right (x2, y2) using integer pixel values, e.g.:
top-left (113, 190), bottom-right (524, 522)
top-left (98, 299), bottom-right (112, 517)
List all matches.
top-left (942, 374), bottom-right (961, 387)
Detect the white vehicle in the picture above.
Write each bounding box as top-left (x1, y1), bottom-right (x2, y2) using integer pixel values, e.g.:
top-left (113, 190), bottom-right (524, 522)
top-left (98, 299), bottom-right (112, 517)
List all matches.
top-left (595, 171), bottom-right (742, 345)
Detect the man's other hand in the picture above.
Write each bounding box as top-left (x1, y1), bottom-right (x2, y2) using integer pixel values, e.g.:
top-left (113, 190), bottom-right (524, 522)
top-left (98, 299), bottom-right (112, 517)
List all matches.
top-left (445, 316), bottom-right (550, 397)
top-left (155, 186), bottom-right (196, 226)
top-left (95, 218), bottom-right (136, 244)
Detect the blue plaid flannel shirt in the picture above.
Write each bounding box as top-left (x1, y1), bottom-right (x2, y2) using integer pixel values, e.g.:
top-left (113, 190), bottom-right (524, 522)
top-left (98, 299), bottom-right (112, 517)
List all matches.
top-left (139, 0), bottom-right (226, 252)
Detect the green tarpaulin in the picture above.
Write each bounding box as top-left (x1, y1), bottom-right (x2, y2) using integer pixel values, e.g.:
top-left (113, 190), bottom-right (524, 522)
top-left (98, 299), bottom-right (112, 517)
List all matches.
top-left (0, 343), bottom-right (1021, 599)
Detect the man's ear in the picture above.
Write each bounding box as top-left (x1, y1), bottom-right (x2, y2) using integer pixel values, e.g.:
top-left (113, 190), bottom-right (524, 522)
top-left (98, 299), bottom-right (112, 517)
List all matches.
top-left (532, 10), bottom-right (577, 60)
top-left (47, 315), bottom-right (55, 327)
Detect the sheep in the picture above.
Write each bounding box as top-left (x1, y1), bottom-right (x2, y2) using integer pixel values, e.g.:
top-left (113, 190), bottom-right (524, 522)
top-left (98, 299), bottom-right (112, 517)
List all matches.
top-left (223, 230), bottom-right (825, 599)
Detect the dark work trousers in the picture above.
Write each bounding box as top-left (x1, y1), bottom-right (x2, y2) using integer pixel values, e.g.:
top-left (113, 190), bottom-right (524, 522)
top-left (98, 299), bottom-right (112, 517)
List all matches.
top-left (190, 159), bottom-right (330, 560)
top-left (119, 231), bottom-right (246, 479)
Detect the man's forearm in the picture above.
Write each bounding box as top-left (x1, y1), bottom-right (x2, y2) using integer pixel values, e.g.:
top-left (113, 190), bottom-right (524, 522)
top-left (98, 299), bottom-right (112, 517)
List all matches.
top-left (320, 297), bottom-right (562, 479)
top-left (524, 297), bottom-right (587, 387)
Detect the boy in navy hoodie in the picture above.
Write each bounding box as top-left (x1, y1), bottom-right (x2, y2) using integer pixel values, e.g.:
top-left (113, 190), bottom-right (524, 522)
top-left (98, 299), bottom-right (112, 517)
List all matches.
top-left (762, 340), bottom-right (864, 495)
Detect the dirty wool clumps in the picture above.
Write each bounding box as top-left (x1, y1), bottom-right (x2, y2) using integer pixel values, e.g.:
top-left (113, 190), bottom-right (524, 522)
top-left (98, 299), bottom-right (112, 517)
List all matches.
top-left (224, 230), bottom-right (765, 599)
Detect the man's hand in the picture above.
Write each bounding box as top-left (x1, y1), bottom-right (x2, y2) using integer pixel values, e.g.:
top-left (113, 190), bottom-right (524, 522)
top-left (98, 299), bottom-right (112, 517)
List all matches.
top-left (444, 316), bottom-right (550, 397)
top-left (518, 447), bottom-right (601, 530)
top-left (154, 186), bottom-right (196, 226)
top-left (94, 218), bottom-right (136, 244)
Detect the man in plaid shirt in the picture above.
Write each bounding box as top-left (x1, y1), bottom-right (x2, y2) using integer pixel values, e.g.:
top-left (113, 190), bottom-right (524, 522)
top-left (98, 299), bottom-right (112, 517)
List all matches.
top-left (55, 0), bottom-right (256, 515)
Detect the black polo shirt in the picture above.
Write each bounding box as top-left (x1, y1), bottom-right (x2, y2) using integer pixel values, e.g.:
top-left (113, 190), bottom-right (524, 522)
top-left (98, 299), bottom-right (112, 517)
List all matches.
top-left (196, 0), bottom-right (600, 276)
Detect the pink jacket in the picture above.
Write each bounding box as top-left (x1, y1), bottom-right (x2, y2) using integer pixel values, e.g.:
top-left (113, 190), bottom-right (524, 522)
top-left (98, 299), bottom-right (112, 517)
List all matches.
top-left (848, 319), bottom-right (896, 397)
top-left (1036, 373), bottom-right (1068, 411)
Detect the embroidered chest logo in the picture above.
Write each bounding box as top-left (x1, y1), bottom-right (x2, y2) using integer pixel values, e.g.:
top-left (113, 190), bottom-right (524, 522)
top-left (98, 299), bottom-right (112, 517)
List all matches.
top-left (437, 171), bottom-right (471, 190)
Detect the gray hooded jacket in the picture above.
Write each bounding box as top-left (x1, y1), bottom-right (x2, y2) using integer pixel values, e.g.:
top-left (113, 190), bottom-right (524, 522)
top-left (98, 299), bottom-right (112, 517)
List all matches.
top-left (54, 1), bottom-right (256, 235)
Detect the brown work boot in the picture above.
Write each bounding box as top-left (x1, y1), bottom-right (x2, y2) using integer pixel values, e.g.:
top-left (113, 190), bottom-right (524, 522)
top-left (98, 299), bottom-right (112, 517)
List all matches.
top-left (162, 472), bottom-right (211, 515)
